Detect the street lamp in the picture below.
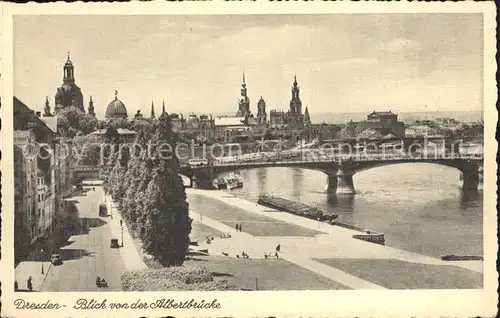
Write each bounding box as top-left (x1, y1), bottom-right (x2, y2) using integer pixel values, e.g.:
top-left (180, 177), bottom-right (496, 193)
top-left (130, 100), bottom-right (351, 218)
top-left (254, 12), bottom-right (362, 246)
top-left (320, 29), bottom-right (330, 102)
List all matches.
top-left (40, 249), bottom-right (44, 274)
top-left (120, 219), bottom-right (124, 247)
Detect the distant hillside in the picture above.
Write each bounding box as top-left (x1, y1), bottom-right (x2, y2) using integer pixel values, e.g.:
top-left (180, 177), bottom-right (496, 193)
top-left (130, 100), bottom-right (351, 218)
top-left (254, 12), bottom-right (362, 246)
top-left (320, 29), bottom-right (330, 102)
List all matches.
top-left (309, 110), bottom-right (483, 125)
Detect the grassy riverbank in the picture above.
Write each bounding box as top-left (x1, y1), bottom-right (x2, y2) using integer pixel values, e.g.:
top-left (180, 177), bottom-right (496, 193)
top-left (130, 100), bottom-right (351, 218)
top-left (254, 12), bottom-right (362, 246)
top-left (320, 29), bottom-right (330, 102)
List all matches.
top-left (315, 258), bottom-right (482, 289)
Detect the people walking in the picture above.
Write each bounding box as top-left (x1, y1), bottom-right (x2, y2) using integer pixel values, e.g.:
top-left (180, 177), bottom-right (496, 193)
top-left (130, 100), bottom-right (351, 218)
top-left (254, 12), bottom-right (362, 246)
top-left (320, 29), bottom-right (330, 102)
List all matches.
top-left (239, 224), bottom-right (243, 232)
top-left (27, 276), bottom-right (33, 292)
top-left (276, 244), bottom-right (281, 253)
top-left (235, 224), bottom-right (239, 232)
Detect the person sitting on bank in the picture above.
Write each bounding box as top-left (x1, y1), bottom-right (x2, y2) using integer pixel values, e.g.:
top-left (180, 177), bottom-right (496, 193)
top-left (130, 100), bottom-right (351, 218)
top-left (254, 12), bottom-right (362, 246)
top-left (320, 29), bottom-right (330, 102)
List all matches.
top-left (96, 276), bottom-right (101, 286)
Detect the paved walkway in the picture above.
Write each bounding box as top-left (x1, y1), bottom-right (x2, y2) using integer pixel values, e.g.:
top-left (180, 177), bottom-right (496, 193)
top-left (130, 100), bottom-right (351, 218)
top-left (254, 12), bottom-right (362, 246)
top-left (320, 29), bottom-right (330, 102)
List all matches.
top-left (190, 209), bottom-right (385, 290)
top-left (105, 193), bottom-right (147, 271)
top-left (189, 189), bottom-right (483, 274)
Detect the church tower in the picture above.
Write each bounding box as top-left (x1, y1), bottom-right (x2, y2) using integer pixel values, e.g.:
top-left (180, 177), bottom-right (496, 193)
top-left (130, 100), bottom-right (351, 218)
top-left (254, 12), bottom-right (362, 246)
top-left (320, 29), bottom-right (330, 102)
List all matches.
top-left (54, 51), bottom-right (85, 114)
top-left (88, 96), bottom-right (95, 116)
top-left (289, 75), bottom-right (302, 114)
top-left (43, 96), bottom-right (52, 117)
top-left (304, 106), bottom-right (311, 126)
top-left (257, 96), bottom-right (267, 125)
top-left (288, 75), bottom-right (304, 129)
top-left (150, 101), bottom-right (156, 119)
top-left (236, 72), bottom-right (250, 117)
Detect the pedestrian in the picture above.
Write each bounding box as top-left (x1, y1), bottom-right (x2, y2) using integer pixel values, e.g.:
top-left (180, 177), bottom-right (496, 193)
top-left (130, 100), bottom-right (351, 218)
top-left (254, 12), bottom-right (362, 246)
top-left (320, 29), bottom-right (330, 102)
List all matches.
top-left (235, 223), bottom-right (239, 232)
top-left (239, 224), bottom-right (243, 232)
top-left (276, 244), bottom-right (281, 253)
top-left (14, 280), bottom-right (18, 292)
top-left (275, 251), bottom-right (279, 259)
top-left (27, 276), bottom-right (33, 292)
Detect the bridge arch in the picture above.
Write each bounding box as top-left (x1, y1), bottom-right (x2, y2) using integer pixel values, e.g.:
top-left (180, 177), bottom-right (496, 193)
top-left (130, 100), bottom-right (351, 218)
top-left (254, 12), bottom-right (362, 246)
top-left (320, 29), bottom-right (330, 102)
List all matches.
top-left (182, 157), bottom-right (482, 195)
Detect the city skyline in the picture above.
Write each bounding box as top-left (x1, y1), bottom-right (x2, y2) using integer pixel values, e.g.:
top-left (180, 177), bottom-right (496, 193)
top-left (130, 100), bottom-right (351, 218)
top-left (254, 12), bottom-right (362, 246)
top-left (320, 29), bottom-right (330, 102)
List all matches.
top-left (14, 14), bottom-right (483, 118)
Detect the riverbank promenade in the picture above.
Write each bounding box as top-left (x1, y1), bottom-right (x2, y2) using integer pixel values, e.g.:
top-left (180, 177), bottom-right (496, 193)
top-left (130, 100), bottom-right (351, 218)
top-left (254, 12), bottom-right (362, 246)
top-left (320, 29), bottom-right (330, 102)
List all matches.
top-left (187, 189), bottom-right (483, 289)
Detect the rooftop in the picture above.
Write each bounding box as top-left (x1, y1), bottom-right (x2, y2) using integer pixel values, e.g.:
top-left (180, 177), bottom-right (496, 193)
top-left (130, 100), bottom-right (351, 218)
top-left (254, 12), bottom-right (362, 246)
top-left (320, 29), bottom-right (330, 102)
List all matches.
top-left (91, 128), bottom-right (138, 136)
top-left (41, 116), bottom-right (58, 134)
top-left (214, 116), bottom-right (246, 126)
top-left (367, 111), bottom-right (396, 117)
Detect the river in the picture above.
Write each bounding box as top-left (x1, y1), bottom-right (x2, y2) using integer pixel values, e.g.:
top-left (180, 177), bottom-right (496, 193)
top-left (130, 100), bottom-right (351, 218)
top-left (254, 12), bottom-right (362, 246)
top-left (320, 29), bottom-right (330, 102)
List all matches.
top-left (190, 163), bottom-right (483, 259)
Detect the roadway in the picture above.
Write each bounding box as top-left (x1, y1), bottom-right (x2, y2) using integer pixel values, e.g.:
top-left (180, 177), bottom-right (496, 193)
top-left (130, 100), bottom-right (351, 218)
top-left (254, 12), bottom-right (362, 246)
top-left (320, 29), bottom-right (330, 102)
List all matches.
top-left (40, 186), bottom-right (126, 291)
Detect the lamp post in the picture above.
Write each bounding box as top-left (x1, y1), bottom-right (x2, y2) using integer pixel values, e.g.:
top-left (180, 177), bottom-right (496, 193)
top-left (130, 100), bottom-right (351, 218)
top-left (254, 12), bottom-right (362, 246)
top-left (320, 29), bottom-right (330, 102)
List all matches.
top-left (120, 219), bottom-right (124, 247)
top-left (40, 249), bottom-right (44, 275)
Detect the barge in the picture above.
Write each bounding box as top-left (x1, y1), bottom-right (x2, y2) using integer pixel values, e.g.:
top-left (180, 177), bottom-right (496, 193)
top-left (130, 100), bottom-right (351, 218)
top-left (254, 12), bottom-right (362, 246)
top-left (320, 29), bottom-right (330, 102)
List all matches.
top-left (257, 195), bottom-right (337, 222)
top-left (331, 221), bottom-right (385, 245)
top-left (441, 254), bottom-right (483, 261)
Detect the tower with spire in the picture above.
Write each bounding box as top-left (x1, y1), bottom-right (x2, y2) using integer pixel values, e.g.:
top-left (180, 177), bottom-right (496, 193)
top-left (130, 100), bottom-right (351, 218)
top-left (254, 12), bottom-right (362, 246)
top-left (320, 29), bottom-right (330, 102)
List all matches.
top-left (162, 100), bottom-right (166, 116)
top-left (256, 96), bottom-right (267, 125)
top-left (43, 96), bottom-right (52, 117)
top-left (304, 106), bottom-right (311, 126)
top-left (54, 51), bottom-right (85, 114)
top-left (288, 75), bottom-right (304, 129)
top-left (236, 71), bottom-right (250, 117)
top-left (150, 101), bottom-right (156, 119)
top-left (88, 96), bottom-right (95, 116)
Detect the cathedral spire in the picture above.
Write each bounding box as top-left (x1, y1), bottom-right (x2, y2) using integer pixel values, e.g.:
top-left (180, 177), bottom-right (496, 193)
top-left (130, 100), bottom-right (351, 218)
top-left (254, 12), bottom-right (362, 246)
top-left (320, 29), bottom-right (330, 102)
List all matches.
top-left (88, 96), bottom-right (95, 116)
top-left (43, 96), bottom-right (51, 117)
top-left (151, 101), bottom-right (156, 119)
top-left (162, 100), bottom-right (166, 115)
top-left (242, 70), bottom-right (246, 86)
top-left (304, 106), bottom-right (311, 125)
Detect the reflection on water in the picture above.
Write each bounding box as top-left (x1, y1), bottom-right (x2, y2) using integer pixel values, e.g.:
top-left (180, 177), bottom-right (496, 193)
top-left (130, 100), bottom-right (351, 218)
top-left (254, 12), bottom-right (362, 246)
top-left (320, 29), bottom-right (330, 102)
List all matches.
top-left (226, 164), bottom-right (483, 258)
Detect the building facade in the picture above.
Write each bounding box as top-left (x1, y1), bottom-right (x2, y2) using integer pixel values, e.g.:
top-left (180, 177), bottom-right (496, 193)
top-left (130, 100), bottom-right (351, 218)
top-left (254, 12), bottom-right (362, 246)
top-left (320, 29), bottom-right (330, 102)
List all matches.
top-left (14, 97), bottom-right (73, 254)
top-left (14, 130), bottom-right (38, 249)
top-left (346, 111), bottom-right (406, 139)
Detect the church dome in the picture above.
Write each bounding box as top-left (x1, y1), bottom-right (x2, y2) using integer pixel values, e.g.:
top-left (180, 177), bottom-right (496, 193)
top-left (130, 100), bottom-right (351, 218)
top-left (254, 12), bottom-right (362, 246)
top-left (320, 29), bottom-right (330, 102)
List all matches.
top-left (105, 92), bottom-right (128, 119)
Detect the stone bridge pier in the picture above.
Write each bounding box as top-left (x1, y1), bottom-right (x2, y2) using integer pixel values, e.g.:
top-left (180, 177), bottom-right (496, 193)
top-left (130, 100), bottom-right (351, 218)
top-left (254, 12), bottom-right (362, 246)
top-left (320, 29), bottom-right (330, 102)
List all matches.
top-left (324, 166), bottom-right (356, 195)
top-left (461, 162), bottom-right (481, 192)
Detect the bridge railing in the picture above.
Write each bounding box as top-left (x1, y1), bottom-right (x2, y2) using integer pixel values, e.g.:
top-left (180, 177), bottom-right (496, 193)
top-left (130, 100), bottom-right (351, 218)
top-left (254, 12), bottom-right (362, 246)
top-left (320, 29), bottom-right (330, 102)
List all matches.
top-left (75, 151), bottom-right (483, 171)
top-left (207, 152), bottom-right (483, 168)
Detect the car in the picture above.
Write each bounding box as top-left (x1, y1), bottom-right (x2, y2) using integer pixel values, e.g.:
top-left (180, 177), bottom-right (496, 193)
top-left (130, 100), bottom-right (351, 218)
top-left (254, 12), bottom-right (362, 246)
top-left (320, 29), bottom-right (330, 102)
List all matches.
top-left (51, 254), bottom-right (63, 266)
top-left (99, 204), bottom-right (108, 217)
top-left (110, 238), bottom-right (120, 248)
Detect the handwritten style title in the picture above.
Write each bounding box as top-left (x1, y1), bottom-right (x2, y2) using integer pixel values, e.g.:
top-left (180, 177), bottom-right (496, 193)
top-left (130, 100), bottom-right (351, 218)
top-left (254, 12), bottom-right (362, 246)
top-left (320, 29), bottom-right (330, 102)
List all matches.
top-left (14, 298), bottom-right (222, 310)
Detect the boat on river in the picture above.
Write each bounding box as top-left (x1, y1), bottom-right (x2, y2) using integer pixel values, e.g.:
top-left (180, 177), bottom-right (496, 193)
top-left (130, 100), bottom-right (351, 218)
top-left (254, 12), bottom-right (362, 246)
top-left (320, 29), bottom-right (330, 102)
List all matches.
top-left (225, 173), bottom-right (243, 190)
top-left (213, 177), bottom-right (227, 190)
top-left (257, 195), bottom-right (337, 222)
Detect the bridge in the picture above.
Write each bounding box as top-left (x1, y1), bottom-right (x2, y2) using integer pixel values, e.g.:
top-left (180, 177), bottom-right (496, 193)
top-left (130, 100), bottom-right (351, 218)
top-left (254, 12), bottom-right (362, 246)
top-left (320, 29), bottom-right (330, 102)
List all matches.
top-left (74, 150), bottom-right (483, 195)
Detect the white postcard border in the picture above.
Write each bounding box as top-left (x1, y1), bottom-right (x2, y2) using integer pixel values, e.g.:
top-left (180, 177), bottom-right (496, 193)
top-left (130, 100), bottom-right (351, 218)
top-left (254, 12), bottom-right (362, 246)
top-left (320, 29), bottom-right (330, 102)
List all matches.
top-left (1, 2), bottom-right (497, 317)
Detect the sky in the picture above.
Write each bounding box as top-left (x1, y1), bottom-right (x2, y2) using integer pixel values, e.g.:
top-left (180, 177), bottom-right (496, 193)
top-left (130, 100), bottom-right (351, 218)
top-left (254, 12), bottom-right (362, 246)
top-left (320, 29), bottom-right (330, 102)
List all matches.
top-left (14, 14), bottom-right (483, 119)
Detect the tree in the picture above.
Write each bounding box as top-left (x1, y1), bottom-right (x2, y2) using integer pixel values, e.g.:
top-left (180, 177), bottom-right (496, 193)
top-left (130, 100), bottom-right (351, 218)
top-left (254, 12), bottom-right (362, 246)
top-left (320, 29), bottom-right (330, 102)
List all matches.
top-left (72, 134), bottom-right (101, 165)
top-left (141, 163), bottom-right (191, 266)
top-left (103, 113), bottom-right (191, 266)
top-left (138, 114), bottom-right (191, 266)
